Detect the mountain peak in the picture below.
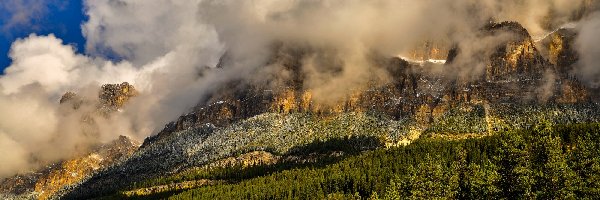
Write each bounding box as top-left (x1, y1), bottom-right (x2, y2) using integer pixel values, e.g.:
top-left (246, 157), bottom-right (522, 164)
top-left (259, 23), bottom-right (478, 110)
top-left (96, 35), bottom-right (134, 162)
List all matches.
top-left (99, 82), bottom-right (138, 110)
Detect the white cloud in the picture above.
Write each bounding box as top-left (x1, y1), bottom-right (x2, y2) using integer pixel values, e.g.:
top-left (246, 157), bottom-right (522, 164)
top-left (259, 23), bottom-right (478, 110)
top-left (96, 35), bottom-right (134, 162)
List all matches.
top-left (83, 0), bottom-right (222, 66)
top-left (576, 12), bottom-right (600, 87)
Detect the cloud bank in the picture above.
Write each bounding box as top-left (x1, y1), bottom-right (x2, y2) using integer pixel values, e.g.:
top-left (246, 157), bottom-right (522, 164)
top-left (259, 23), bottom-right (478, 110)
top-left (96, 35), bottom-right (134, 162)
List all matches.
top-left (576, 12), bottom-right (600, 87)
top-left (0, 0), bottom-right (597, 178)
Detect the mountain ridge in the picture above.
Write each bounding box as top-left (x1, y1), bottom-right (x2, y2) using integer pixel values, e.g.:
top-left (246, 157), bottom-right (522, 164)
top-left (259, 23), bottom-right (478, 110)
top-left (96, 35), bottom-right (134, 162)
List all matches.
top-left (2, 20), bottom-right (599, 199)
top-left (58, 20), bottom-right (600, 199)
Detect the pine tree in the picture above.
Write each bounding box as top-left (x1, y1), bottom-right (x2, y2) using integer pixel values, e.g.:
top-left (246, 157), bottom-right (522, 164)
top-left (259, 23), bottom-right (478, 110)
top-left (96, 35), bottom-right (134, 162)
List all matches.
top-left (495, 131), bottom-right (535, 199)
top-left (461, 161), bottom-right (501, 199)
top-left (530, 126), bottom-right (577, 199)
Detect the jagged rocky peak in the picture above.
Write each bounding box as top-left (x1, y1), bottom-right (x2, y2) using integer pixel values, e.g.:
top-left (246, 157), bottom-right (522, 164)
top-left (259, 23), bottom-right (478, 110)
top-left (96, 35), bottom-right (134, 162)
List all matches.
top-left (100, 82), bottom-right (138, 109)
top-left (112, 135), bottom-right (139, 147)
top-left (485, 21), bottom-right (532, 39)
top-left (482, 21), bottom-right (549, 82)
top-left (59, 91), bottom-right (77, 104)
top-left (59, 82), bottom-right (138, 111)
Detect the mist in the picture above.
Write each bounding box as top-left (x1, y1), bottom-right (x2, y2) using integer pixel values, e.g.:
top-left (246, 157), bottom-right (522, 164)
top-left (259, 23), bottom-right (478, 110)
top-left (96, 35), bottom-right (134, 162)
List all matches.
top-left (0, 0), bottom-right (595, 178)
top-left (576, 12), bottom-right (600, 88)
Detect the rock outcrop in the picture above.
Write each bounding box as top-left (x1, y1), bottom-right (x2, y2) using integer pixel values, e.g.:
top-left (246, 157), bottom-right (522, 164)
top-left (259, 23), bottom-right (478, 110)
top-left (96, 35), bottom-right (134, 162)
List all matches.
top-left (99, 82), bottom-right (138, 111)
top-left (0, 83), bottom-right (139, 200)
top-left (0, 136), bottom-right (139, 200)
top-left (60, 82), bottom-right (138, 112)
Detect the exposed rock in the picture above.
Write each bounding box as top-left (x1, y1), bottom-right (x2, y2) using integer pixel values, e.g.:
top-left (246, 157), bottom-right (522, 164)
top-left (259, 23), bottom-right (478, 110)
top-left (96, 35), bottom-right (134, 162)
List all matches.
top-left (1, 83), bottom-right (140, 200)
top-left (99, 82), bottom-right (138, 111)
top-left (145, 21), bottom-right (594, 150)
top-left (0, 170), bottom-right (47, 197)
top-left (404, 40), bottom-right (452, 62)
top-left (537, 28), bottom-right (579, 76)
top-left (59, 82), bottom-right (138, 114)
top-left (484, 21), bottom-right (548, 82)
top-left (0, 136), bottom-right (139, 200)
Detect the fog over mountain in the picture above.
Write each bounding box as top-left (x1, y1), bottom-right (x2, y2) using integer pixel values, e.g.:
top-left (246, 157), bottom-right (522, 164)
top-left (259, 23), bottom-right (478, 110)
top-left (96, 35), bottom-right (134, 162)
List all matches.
top-left (0, 0), bottom-right (598, 178)
top-left (576, 12), bottom-right (600, 87)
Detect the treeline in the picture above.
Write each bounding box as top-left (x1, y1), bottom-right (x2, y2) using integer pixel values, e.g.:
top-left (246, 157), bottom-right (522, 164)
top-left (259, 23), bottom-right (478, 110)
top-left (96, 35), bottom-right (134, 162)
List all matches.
top-left (126, 135), bottom-right (384, 190)
top-left (426, 105), bottom-right (487, 135)
top-left (166, 123), bottom-right (600, 199)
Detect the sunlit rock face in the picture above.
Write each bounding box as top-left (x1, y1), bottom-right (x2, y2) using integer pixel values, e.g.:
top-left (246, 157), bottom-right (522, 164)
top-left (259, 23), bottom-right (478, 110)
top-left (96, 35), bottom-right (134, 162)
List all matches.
top-left (534, 28), bottom-right (591, 104)
top-left (59, 82), bottom-right (138, 138)
top-left (556, 79), bottom-right (590, 104)
top-left (537, 28), bottom-right (579, 76)
top-left (34, 136), bottom-right (139, 200)
top-left (483, 21), bottom-right (548, 82)
top-left (534, 26), bottom-right (592, 103)
top-left (144, 21), bottom-right (595, 145)
top-left (59, 82), bottom-right (138, 113)
top-left (403, 40), bottom-right (452, 63)
top-left (99, 82), bottom-right (138, 111)
top-left (0, 136), bottom-right (139, 200)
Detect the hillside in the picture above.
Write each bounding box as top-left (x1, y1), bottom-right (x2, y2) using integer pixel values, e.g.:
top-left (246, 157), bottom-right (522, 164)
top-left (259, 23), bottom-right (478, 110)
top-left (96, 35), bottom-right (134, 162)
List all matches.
top-left (166, 123), bottom-right (600, 199)
top-left (52, 21), bottom-right (600, 199)
top-left (0, 136), bottom-right (138, 200)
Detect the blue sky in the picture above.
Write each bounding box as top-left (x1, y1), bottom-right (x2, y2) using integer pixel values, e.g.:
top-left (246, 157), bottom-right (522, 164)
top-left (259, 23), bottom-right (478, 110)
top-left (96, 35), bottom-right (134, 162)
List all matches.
top-left (0, 0), bottom-right (86, 73)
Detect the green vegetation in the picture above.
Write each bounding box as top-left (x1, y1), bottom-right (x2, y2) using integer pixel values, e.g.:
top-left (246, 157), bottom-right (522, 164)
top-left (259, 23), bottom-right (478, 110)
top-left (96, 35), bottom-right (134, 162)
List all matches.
top-left (154, 123), bottom-right (600, 199)
top-left (127, 135), bottom-right (384, 191)
top-left (490, 103), bottom-right (600, 131)
top-left (426, 104), bottom-right (487, 135)
top-left (68, 112), bottom-right (412, 199)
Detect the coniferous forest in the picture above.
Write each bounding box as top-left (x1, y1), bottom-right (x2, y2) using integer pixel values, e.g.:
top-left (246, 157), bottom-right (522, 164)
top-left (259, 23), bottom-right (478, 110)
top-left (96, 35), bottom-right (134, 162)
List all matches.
top-left (108, 123), bottom-right (600, 199)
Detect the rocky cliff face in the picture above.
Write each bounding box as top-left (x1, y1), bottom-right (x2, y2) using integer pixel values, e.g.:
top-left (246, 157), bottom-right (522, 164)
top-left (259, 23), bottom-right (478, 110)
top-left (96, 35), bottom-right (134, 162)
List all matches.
top-left (536, 28), bottom-right (579, 76)
top-left (147, 21), bottom-right (592, 146)
top-left (60, 82), bottom-right (138, 112)
top-left (0, 136), bottom-right (139, 200)
top-left (403, 40), bottom-right (452, 62)
top-left (98, 82), bottom-right (138, 112)
top-left (59, 82), bottom-right (138, 139)
top-left (34, 136), bottom-right (139, 200)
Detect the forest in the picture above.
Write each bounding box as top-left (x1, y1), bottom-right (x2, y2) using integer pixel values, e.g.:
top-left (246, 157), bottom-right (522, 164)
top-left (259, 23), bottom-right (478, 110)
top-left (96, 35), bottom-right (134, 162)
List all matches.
top-left (106, 122), bottom-right (600, 199)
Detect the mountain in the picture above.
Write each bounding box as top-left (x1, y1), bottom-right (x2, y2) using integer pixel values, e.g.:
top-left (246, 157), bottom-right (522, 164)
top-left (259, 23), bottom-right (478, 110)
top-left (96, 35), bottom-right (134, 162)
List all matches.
top-left (0, 83), bottom-right (139, 200)
top-left (0, 136), bottom-right (138, 200)
top-left (3, 20), bottom-right (599, 199)
top-left (56, 21), bottom-right (600, 199)
top-left (59, 82), bottom-right (138, 112)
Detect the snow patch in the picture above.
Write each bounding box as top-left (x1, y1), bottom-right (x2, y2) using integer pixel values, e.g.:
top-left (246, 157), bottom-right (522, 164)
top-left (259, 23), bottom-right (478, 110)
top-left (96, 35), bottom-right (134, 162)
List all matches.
top-left (533, 22), bottom-right (577, 42)
top-left (397, 56), bottom-right (446, 66)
